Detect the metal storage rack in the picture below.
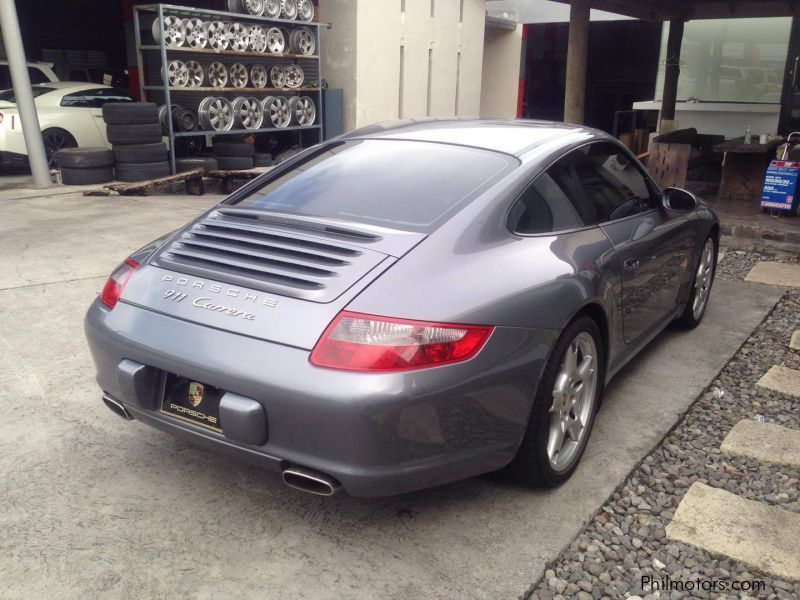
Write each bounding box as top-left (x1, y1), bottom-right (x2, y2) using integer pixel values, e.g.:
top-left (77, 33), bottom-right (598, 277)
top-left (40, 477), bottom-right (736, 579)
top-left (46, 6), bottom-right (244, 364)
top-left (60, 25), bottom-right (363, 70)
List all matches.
top-left (133, 3), bottom-right (325, 173)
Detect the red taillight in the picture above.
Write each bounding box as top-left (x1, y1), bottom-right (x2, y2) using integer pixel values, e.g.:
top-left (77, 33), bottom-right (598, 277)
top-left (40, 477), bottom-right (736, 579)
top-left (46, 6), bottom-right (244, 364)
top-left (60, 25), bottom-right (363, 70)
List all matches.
top-left (310, 311), bottom-right (494, 372)
top-left (100, 258), bottom-right (139, 309)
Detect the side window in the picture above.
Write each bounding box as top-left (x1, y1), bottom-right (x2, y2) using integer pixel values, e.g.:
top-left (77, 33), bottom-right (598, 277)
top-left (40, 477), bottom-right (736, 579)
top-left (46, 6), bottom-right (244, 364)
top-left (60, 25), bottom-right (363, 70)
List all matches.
top-left (81, 87), bottom-right (132, 108)
top-left (572, 142), bottom-right (656, 223)
top-left (508, 161), bottom-right (589, 234)
top-left (0, 66), bottom-right (11, 89)
top-left (60, 91), bottom-right (87, 107)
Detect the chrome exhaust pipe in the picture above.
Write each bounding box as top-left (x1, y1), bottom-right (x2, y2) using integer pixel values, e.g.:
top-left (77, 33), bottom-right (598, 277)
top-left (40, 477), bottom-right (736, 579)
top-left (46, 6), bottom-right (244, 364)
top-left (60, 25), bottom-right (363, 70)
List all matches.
top-left (102, 394), bottom-right (134, 421)
top-left (282, 466), bottom-right (341, 496)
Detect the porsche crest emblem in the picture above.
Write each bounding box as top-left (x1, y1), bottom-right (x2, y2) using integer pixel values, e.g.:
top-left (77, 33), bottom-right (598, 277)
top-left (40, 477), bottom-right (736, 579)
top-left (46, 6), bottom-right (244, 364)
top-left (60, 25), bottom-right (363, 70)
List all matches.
top-left (188, 382), bottom-right (204, 407)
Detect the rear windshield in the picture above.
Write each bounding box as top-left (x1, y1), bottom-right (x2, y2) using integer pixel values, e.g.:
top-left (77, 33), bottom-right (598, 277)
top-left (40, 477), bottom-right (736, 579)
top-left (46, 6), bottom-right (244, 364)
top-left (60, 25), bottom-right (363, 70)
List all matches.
top-left (0, 86), bottom-right (54, 103)
top-left (233, 139), bottom-right (517, 233)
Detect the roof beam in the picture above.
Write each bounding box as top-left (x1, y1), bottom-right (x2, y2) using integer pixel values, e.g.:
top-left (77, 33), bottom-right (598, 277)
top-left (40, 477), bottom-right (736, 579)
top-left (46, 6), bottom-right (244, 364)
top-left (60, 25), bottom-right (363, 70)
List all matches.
top-left (550, 0), bottom-right (690, 20)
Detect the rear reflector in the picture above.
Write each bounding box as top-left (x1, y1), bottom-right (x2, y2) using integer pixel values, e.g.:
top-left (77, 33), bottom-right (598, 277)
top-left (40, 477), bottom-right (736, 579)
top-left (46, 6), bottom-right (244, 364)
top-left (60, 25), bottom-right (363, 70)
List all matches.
top-left (310, 311), bottom-right (493, 371)
top-left (100, 258), bottom-right (139, 309)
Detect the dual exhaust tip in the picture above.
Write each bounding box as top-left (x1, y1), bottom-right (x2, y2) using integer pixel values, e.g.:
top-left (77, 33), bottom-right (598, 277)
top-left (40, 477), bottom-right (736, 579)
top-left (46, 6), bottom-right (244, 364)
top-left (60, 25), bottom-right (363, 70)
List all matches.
top-left (101, 394), bottom-right (341, 496)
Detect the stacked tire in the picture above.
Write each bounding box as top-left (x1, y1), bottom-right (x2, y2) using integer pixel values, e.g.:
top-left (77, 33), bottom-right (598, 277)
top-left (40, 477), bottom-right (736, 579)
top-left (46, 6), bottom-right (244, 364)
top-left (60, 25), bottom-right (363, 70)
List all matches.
top-left (213, 142), bottom-right (254, 170)
top-left (57, 148), bottom-right (114, 185)
top-left (103, 102), bottom-right (170, 182)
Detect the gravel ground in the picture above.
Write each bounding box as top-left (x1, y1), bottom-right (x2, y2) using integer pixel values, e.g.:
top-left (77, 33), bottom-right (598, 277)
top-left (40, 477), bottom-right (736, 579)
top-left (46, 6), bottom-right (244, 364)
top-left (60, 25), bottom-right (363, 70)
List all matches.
top-left (524, 255), bottom-right (800, 600)
top-left (717, 246), bottom-right (800, 282)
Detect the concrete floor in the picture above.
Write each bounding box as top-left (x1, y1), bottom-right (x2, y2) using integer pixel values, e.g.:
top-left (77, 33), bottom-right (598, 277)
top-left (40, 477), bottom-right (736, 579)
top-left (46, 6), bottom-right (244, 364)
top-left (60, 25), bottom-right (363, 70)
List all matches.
top-left (0, 190), bottom-right (784, 599)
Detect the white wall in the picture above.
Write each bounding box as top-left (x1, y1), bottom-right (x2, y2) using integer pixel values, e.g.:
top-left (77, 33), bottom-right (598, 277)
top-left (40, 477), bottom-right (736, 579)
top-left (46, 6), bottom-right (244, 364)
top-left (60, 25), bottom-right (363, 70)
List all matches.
top-left (321, 0), bottom-right (487, 131)
top-left (480, 25), bottom-right (522, 118)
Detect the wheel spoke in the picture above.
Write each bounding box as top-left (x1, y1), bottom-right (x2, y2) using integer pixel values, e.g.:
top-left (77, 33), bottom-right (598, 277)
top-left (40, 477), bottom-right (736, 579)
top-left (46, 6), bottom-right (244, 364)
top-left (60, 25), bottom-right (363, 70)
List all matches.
top-left (565, 416), bottom-right (583, 442)
top-left (547, 418), bottom-right (566, 461)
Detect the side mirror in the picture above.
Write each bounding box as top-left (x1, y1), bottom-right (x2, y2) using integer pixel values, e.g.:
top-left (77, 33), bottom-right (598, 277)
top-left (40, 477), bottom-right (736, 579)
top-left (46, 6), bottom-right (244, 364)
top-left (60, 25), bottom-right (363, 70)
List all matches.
top-left (662, 187), bottom-right (697, 212)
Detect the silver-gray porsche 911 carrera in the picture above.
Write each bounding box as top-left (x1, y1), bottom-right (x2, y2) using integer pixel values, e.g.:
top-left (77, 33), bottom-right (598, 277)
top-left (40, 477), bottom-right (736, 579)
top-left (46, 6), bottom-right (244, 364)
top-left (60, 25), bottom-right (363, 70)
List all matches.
top-left (85, 119), bottom-right (718, 497)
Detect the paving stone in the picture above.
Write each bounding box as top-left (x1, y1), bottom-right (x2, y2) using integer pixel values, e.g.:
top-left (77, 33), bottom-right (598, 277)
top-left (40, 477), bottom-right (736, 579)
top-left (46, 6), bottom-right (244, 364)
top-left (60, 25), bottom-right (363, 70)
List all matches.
top-left (745, 261), bottom-right (800, 287)
top-left (666, 483), bottom-right (800, 582)
top-left (756, 365), bottom-right (800, 399)
top-left (720, 419), bottom-right (800, 469)
top-left (791, 330), bottom-right (800, 351)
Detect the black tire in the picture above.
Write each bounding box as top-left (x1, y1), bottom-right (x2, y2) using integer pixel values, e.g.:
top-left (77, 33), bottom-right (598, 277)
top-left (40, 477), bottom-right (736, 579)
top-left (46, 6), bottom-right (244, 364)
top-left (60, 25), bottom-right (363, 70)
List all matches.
top-left (57, 147), bottom-right (113, 169)
top-left (42, 128), bottom-right (77, 168)
top-left (176, 157), bottom-right (218, 173)
top-left (112, 142), bottom-right (168, 164)
top-left (61, 166), bottom-right (114, 185)
top-left (253, 152), bottom-right (274, 167)
top-left (508, 315), bottom-right (605, 487)
top-left (675, 235), bottom-right (717, 329)
top-left (114, 161), bottom-right (170, 182)
top-left (213, 142), bottom-right (255, 157)
top-left (102, 102), bottom-right (159, 125)
top-left (216, 156), bottom-right (254, 170)
top-left (106, 123), bottom-right (163, 145)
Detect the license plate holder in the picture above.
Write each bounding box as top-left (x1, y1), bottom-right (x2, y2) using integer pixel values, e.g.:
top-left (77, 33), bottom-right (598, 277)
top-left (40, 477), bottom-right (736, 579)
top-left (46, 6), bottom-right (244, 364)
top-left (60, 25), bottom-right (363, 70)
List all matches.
top-left (160, 374), bottom-right (223, 433)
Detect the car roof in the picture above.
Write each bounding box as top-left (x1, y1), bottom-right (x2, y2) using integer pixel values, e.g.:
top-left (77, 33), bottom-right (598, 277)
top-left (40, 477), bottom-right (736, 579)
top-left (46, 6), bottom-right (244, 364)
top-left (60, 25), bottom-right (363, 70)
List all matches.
top-left (340, 118), bottom-right (606, 157)
top-left (35, 81), bottom-right (113, 91)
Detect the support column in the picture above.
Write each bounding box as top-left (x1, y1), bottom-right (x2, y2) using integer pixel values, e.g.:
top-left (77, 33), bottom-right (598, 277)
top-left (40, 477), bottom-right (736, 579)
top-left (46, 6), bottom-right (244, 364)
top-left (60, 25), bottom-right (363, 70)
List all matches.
top-left (564, 0), bottom-right (590, 124)
top-left (660, 19), bottom-right (684, 133)
top-left (0, 0), bottom-right (49, 185)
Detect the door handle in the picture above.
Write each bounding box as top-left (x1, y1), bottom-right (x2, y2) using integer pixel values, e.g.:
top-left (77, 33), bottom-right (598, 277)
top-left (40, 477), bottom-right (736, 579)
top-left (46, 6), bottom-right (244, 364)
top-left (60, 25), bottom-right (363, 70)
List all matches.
top-left (623, 258), bottom-right (640, 272)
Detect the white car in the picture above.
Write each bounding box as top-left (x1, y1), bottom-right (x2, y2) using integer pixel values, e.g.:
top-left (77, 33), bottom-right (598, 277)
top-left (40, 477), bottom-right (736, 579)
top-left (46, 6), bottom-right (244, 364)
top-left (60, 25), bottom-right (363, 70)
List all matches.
top-left (0, 61), bottom-right (59, 88)
top-left (0, 82), bottom-right (132, 168)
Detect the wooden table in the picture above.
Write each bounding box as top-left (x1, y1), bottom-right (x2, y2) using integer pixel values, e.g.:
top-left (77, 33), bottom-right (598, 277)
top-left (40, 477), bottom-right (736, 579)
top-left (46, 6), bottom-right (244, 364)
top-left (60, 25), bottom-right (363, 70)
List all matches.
top-left (714, 136), bottom-right (784, 201)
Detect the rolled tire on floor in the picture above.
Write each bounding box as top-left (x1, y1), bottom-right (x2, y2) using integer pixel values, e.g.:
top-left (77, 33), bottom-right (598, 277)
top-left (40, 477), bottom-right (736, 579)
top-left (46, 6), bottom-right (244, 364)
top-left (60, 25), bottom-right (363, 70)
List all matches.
top-left (215, 156), bottom-right (254, 170)
top-left (57, 147), bottom-right (113, 169)
top-left (114, 161), bottom-right (171, 182)
top-left (176, 157), bottom-right (218, 173)
top-left (106, 123), bottom-right (163, 145)
top-left (253, 152), bottom-right (273, 167)
top-left (213, 142), bottom-right (255, 157)
top-left (112, 142), bottom-right (168, 164)
top-left (61, 166), bottom-right (114, 185)
top-left (102, 102), bottom-right (160, 125)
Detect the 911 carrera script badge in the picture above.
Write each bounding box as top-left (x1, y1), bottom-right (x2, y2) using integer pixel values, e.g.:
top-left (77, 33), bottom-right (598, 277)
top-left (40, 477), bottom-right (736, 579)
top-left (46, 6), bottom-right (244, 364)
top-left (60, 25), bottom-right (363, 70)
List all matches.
top-left (188, 382), bottom-right (204, 407)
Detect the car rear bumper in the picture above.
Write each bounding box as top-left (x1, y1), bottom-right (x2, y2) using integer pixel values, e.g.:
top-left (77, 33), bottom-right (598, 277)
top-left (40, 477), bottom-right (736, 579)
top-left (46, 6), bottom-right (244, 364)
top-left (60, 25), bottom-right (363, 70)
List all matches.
top-left (85, 299), bottom-right (557, 496)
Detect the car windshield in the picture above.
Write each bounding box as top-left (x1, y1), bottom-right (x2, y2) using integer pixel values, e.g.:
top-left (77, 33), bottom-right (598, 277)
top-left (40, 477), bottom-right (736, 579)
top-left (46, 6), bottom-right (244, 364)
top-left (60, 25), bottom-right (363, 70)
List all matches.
top-left (233, 139), bottom-right (517, 233)
top-left (0, 86), bottom-right (54, 103)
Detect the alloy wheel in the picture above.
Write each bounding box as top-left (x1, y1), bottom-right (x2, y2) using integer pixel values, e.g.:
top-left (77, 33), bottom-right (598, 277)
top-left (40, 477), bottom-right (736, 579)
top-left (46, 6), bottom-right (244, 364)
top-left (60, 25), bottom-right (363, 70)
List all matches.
top-left (44, 130), bottom-right (76, 168)
top-left (692, 238), bottom-right (715, 320)
top-left (547, 332), bottom-right (598, 473)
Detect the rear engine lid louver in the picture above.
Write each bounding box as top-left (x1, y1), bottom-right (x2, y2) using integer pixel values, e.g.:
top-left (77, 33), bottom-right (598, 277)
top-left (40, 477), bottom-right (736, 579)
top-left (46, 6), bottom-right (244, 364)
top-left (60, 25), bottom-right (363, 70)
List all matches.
top-left (151, 208), bottom-right (392, 303)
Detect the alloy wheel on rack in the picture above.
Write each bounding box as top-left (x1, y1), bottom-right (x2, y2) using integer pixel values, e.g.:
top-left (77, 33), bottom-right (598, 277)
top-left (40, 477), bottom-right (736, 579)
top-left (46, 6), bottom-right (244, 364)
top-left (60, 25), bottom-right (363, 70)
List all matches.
top-left (249, 25), bottom-right (269, 53)
top-left (250, 64), bottom-right (268, 88)
top-left (263, 0), bottom-right (281, 18)
top-left (206, 21), bottom-right (229, 50)
top-left (243, 0), bottom-right (266, 16)
top-left (269, 65), bottom-right (286, 88)
top-left (297, 0), bottom-right (314, 22)
top-left (152, 15), bottom-right (184, 47)
top-left (232, 97), bottom-right (265, 129)
top-left (281, 0), bottom-right (298, 20)
top-left (185, 60), bottom-right (204, 87)
top-left (227, 0), bottom-right (240, 12)
top-left (288, 96), bottom-right (315, 126)
top-left (265, 27), bottom-right (285, 54)
top-left (262, 96), bottom-right (291, 128)
top-left (227, 22), bottom-right (250, 52)
top-left (289, 27), bottom-right (315, 55)
top-left (199, 97), bottom-right (235, 132)
top-left (283, 64), bottom-right (304, 88)
top-left (207, 62), bottom-right (229, 88)
top-left (229, 63), bottom-right (249, 88)
top-left (181, 18), bottom-right (208, 48)
top-left (167, 60), bottom-right (190, 87)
